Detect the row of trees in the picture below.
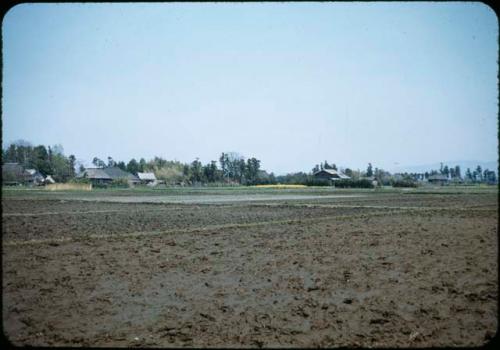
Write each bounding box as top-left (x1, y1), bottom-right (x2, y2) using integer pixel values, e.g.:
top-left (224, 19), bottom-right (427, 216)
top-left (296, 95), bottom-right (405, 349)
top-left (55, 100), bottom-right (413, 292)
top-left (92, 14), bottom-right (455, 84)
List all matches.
top-left (438, 163), bottom-right (462, 178)
top-left (2, 140), bottom-right (498, 186)
top-left (89, 152), bottom-right (275, 186)
top-left (312, 161), bottom-right (338, 173)
top-left (464, 165), bottom-right (497, 183)
top-left (2, 140), bottom-right (76, 182)
top-left (394, 163), bottom-right (496, 184)
top-left (309, 161), bottom-right (497, 186)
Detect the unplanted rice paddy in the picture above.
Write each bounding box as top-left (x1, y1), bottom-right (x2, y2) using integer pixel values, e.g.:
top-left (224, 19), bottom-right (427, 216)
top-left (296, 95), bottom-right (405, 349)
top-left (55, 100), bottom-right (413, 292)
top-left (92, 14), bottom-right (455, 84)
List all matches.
top-left (2, 186), bottom-right (498, 347)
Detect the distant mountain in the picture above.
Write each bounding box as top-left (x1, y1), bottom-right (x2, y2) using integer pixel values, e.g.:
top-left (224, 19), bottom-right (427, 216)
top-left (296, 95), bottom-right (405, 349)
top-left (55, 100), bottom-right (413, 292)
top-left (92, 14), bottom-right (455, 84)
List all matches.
top-left (390, 160), bottom-right (498, 175)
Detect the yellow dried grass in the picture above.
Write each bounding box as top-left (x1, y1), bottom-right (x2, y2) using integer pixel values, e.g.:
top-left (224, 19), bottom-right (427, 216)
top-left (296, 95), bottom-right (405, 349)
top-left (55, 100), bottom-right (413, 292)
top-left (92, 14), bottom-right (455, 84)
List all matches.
top-left (45, 183), bottom-right (92, 191)
top-left (253, 184), bottom-right (307, 189)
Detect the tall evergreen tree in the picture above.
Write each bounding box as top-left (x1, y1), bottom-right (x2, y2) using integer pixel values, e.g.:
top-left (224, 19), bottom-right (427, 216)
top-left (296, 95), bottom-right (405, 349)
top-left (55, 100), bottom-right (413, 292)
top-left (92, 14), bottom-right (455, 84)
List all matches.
top-left (465, 168), bottom-right (472, 181)
top-left (126, 158), bottom-right (139, 174)
top-left (443, 165), bottom-right (449, 178)
top-left (116, 161), bottom-right (126, 171)
top-left (4, 144), bottom-right (17, 163)
top-left (476, 165), bottom-right (483, 181)
top-left (190, 158), bottom-right (203, 183)
top-left (139, 158), bottom-right (147, 172)
top-left (449, 167), bottom-right (456, 178)
top-left (33, 145), bottom-right (52, 175)
top-left (366, 163), bottom-right (373, 177)
top-left (219, 153), bottom-right (227, 180)
top-left (92, 157), bottom-right (106, 168)
top-left (68, 155), bottom-right (76, 177)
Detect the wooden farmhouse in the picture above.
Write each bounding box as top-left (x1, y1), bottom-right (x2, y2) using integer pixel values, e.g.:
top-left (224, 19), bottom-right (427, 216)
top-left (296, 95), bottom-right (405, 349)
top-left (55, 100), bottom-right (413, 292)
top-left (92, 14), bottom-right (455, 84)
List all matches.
top-left (2, 163), bottom-right (46, 186)
top-left (427, 174), bottom-right (449, 186)
top-left (313, 168), bottom-right (350, 182)
top-left (79, 167), bottom-right (140, 186)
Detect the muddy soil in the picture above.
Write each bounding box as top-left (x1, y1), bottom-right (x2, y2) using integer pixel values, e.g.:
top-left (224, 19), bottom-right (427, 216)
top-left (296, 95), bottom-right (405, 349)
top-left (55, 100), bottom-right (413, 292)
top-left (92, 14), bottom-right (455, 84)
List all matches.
top-left (2, 192), bottom-right (497, 347)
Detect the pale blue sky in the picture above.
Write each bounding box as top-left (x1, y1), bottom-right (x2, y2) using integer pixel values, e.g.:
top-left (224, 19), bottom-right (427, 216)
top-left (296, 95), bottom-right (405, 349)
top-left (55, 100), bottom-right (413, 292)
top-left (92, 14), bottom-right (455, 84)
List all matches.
top-left (2, 2), bottom-right (498, 174)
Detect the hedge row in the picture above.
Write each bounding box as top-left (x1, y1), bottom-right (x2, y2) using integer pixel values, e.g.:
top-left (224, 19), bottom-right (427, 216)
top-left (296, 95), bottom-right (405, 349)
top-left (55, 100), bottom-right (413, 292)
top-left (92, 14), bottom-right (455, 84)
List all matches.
top-left (303, 178), bottom-right (375, 188)
top-left (391, 180), bottom-right (418, 188)
top-left (333, 179), bottom-right (374, 188)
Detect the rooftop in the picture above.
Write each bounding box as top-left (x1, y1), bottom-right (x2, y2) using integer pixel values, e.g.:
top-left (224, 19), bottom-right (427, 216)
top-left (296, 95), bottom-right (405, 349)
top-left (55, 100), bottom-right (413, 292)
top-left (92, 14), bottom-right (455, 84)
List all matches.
top-left (137, 172), bottom-right (157, 181)
top-left (313, 168), bottom-right (350, 179)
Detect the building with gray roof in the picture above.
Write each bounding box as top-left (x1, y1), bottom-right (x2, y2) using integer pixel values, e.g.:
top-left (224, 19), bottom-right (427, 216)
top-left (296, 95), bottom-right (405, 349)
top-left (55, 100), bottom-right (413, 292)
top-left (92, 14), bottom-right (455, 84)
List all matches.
top-left (80, 167), bottom-right (139, 185)
top-left (313, 168), bottom-right (350, 180)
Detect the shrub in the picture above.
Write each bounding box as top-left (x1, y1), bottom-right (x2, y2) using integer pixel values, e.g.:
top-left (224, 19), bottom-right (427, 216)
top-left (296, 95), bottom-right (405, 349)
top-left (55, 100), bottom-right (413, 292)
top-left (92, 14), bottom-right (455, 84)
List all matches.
top-left (92, 178), bottom-right (130, 188)
top-left (391, 180), bottom-right (418, 188)
top-left (333, 179), bottom-right (374, 188)
top-left (305, 178), bottom-right (331, 186)
top-left (92, 182), bottom-right (107, 189)
top-left (70, 177), bottom-right (91, 184)
top-left (108, 178), bottom-right (130, 188)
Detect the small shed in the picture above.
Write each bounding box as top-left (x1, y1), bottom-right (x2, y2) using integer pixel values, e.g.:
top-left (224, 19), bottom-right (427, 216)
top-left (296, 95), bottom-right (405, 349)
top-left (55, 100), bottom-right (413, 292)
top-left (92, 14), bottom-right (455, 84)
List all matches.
top-left (25, 169), bottom-right (45, 186)
top-left (44, 175), bottom-right (56, 184)
top-left (137, 172), bottom-right (157, 184)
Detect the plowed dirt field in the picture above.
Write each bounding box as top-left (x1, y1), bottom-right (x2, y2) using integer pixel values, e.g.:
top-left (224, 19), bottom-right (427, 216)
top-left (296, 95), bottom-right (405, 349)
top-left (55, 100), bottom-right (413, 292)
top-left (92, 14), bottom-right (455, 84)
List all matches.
top-left (2, 188), bottom-right (497, 347)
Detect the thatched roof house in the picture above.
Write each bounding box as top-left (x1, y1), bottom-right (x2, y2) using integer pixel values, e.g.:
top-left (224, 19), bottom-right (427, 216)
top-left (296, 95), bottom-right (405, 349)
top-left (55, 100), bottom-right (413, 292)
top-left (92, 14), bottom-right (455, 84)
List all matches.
top-left (2, 163), bottom-right (46, 186)
top-left (79, 167), bottom-right (139, 185)
top-left (427, 174), bottom-right (449, 185)
top-left (313, 168), bottom-right (350, 180)
top-left (2, 162), bottom-right (25, 185)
